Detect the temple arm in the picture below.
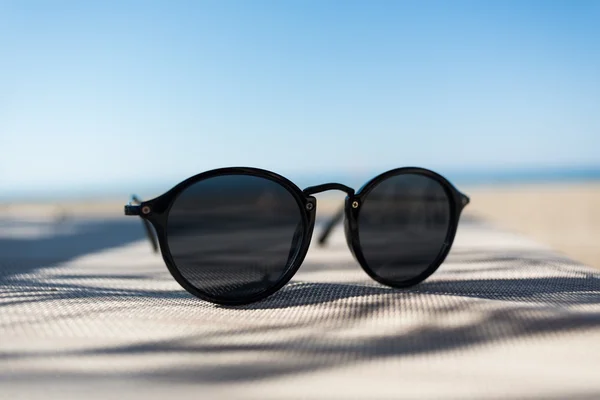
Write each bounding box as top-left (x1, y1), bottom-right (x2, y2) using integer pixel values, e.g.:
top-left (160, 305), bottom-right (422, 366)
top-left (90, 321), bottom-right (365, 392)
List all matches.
top-left (317, 205), bottom-right (345, 246)
top-left (125, 195), bottom-right (159, 253)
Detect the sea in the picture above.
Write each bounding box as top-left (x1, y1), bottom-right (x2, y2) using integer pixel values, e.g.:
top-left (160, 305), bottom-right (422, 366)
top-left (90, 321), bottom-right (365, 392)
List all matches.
top-left (3, 165), bottom-right (600, 202)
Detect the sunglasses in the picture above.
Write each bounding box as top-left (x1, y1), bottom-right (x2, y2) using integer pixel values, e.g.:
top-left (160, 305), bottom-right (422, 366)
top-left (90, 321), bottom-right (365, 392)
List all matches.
top-left (125, 167), bottom-right (469, 305)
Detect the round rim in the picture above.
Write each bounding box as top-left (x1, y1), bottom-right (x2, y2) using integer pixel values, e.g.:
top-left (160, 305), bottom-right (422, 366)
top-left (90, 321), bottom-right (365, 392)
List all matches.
top-left (151, 167), bottom-right (315, 306)
top-left (349, 167), bottom-right (462, 288)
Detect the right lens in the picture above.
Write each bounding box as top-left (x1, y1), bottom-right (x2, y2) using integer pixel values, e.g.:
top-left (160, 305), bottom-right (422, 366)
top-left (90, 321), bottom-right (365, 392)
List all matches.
top-left (166, 174), bottom-right (305, 302)
top-left (357, 173), bottom-right (451, 283)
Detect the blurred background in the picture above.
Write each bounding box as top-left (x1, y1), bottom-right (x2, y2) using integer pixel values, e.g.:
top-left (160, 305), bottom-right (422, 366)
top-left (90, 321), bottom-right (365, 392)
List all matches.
top-left (1, 0), bottom-right (599, 267)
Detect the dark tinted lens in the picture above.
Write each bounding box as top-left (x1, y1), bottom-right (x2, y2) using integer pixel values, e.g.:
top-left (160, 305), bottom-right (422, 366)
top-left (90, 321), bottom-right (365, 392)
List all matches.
top-left (358, 174), bottom-right (451, 283)
top-left (167, 174), bottom-right (305, 301)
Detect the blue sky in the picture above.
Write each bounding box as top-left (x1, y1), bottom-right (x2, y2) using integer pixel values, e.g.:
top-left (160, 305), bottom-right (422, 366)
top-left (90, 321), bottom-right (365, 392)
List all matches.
top-left (1, 1), bottom-right (599, 198)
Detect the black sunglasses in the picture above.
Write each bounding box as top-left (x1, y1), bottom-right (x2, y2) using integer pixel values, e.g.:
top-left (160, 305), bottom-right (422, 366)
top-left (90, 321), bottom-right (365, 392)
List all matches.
top-left (125, 167), bottom-right (469, 305)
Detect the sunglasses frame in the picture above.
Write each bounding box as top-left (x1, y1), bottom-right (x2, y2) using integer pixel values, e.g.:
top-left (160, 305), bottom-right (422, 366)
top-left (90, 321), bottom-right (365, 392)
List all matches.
top-left (125, 167), bottom-right (469, 305)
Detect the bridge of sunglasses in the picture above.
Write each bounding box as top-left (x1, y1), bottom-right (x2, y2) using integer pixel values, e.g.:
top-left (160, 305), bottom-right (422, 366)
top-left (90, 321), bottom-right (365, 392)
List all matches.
top-left (301, 183), bottom-right (356, 246)
top-left (302, 183), bottom-right (355, 196)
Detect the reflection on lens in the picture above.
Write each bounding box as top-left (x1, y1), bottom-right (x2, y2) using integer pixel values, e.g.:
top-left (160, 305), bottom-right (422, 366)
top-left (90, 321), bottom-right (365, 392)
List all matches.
top-left (167, 175), bottom-right (304, 301)
top-left (358, 174), bottom-right (451, 283)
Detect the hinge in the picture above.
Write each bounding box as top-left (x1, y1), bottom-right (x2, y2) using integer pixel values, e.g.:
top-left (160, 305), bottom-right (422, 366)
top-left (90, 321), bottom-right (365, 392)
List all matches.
top-left (461, 194), bottom-right (470, 207)
top-left (124, 205), bottom-right (141, 216)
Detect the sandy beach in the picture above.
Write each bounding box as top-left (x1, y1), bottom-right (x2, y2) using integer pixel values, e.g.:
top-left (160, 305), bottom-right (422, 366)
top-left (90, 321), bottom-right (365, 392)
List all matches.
top-left (2, 182), bottom-right (599, 269)
top-left (464, 182), bottom-right (600, 269)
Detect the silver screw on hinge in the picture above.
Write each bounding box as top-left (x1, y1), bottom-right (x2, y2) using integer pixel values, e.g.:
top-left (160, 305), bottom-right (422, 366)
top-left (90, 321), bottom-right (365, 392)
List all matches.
top-left (306, 203), bottom-right (314, 211)
top-left (142, 206), bottom-right (151, 214)
top-left (352, 201), bottom-right (359, 209)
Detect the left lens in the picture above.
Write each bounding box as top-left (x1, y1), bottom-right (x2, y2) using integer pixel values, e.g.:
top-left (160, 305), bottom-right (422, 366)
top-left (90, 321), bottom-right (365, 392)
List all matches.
top-left (166, 174), bottom-right (305, 302)
top-left (357, 173), bottom-right (452, 284)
